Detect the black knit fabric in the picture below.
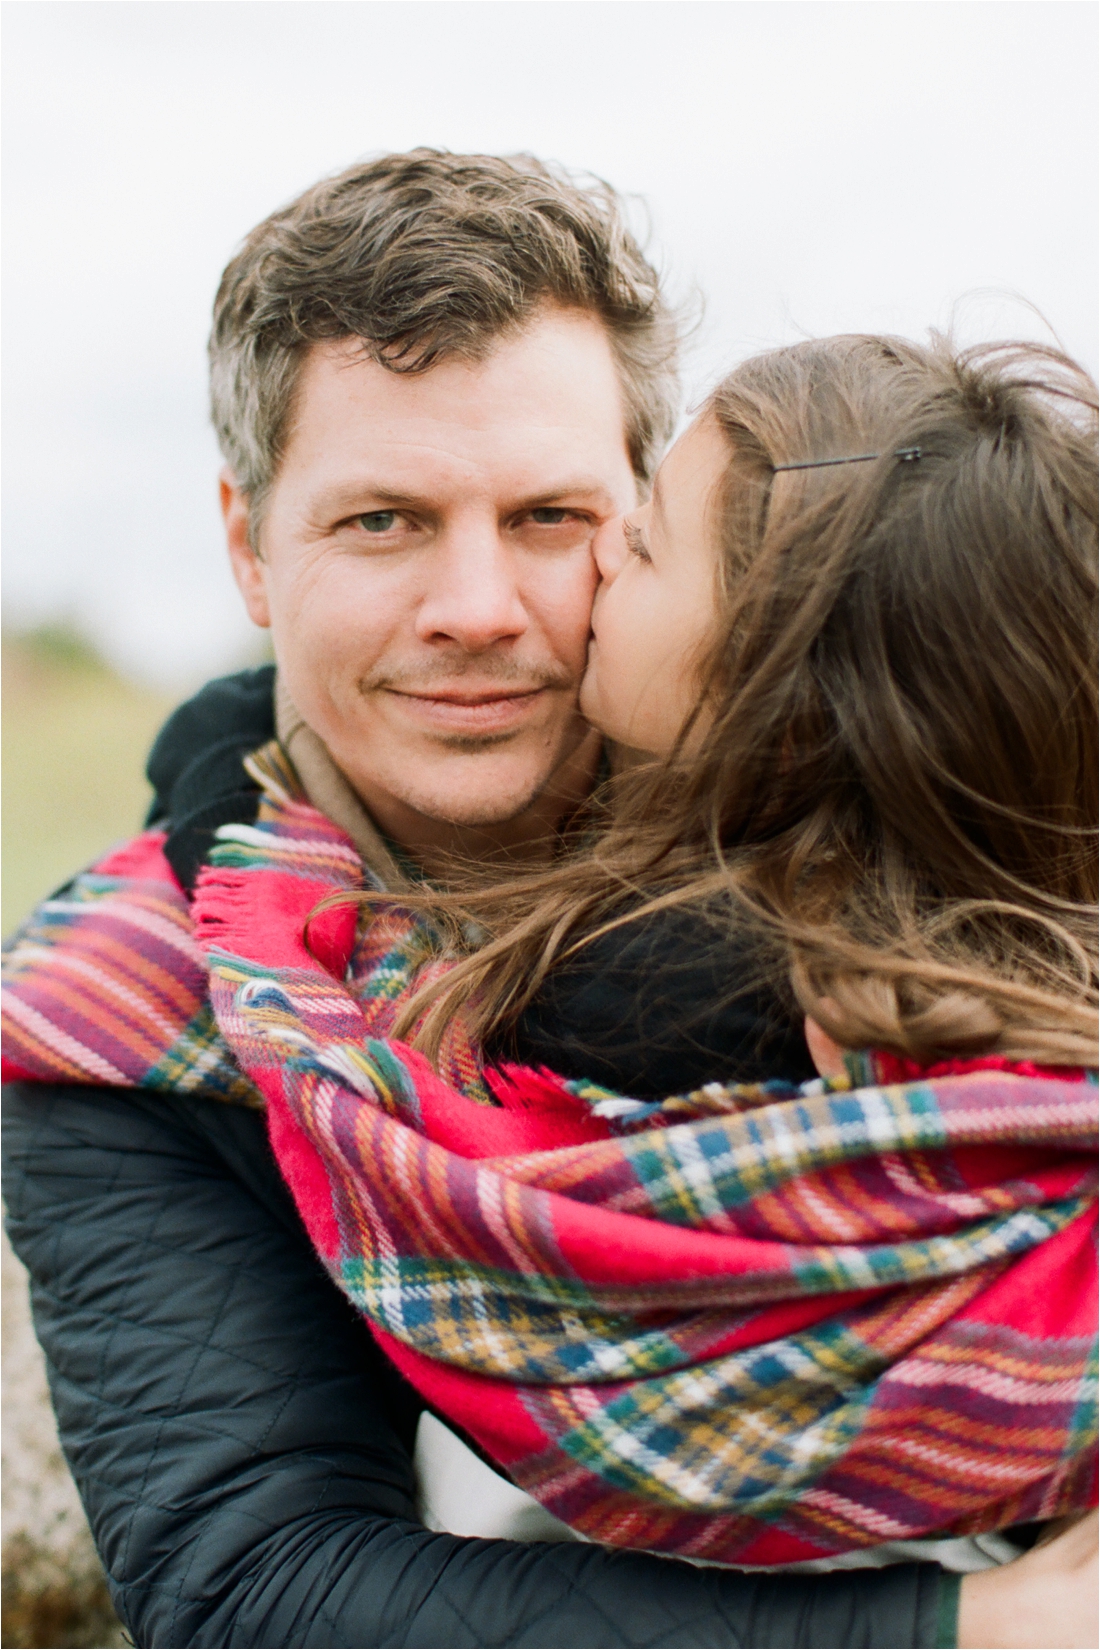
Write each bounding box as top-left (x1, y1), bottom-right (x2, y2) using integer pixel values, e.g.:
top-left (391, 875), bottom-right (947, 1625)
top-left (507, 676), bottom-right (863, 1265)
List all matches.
top-left (502, 904), bottom-right (816, 1095)
top-left (145, 664), bottom-right (275, 892)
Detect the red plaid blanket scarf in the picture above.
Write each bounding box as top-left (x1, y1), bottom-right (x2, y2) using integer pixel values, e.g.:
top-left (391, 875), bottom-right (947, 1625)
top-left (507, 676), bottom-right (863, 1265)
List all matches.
top-left (3, 766), bottom-right (1097, 1566)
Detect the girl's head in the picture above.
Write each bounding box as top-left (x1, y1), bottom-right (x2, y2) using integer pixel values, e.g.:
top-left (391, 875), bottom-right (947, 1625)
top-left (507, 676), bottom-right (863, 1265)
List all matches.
top-left (587, 335), bottom-right (1096, 798)
top-left (397, 334), bottom-right (1099, 1068)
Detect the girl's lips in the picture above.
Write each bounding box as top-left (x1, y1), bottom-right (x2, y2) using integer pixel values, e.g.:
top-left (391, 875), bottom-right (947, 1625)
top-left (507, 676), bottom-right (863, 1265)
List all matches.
top-left (385, 686), bottom-right (548, 732)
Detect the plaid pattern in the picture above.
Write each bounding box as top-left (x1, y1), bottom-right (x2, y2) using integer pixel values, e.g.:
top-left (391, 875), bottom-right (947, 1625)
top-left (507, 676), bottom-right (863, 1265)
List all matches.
top-left (3, 767), bottom-right (1097, 1565)
top-left (2, 847), bottom-right (259, 1105)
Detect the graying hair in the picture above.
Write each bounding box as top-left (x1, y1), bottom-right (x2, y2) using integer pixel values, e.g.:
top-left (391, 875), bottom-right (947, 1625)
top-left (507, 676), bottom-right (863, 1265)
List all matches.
top-left (209, 149), bottom-right (681, 526)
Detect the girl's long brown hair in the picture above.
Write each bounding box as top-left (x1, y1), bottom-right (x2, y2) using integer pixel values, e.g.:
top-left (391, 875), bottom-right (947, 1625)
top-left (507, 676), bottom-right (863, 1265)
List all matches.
top-left (352, 334), bottom-right (1098, 1069)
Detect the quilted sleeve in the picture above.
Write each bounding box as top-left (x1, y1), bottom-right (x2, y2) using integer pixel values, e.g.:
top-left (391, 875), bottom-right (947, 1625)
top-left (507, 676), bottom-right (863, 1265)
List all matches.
top-left (2, 1081), bottom-right (954, 1649)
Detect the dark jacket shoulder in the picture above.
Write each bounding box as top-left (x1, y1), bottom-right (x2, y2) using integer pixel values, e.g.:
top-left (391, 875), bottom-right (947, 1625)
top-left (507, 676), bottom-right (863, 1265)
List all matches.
top-left (146, 664), bottom-right (276, 891)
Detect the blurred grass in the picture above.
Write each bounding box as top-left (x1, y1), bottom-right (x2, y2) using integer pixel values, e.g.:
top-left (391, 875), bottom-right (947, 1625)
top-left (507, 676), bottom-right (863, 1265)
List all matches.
top-left (2, 626), bottom-right (170, 1645)
top-left (2, 629), bottom-right (178, 936)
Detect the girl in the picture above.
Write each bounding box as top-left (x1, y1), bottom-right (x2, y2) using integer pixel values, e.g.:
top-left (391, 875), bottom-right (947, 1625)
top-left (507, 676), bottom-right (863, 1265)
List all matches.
top-left (344, 329), bottom-right (1097, 1629)
top-left (400, 332), bottom-right (1096, 1092)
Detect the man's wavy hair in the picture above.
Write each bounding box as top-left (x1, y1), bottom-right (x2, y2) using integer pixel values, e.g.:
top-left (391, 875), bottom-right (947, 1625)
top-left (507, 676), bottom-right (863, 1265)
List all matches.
top-left (372, 333), bottom-right (1098, 1070)
top-left (209, 149), bottom-right (680, 526)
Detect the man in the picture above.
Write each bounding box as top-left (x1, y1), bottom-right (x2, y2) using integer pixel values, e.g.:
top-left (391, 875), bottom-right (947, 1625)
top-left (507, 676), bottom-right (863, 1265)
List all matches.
top-left (4, 151), bottom-right (969, 1647)
top-left (203, 150), bottom-right (674, 884)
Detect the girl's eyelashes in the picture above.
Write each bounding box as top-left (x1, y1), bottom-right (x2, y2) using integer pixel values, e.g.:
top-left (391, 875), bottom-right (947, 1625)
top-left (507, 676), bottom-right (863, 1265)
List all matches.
top-left (623, 520), bottom-right (651, 563)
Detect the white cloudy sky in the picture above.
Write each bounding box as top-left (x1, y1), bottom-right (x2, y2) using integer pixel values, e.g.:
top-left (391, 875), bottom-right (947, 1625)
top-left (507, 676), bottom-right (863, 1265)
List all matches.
top-left (4, 0), bottom-right (1096, 685)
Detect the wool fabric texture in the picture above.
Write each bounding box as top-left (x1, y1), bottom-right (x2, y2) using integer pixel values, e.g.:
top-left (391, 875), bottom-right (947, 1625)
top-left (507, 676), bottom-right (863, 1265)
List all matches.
top-left (3, 758), bottom-right (1097, 1567)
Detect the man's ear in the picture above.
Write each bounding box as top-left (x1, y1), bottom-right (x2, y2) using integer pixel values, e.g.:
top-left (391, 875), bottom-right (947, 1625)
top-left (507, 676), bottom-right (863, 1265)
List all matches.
top-left (220, 467), bottom-right (271, 628)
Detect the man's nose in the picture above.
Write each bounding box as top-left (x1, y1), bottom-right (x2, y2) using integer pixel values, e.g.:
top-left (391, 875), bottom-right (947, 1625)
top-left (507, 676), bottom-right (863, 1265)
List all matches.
top-left (415, 524), bottom-right (529, 651)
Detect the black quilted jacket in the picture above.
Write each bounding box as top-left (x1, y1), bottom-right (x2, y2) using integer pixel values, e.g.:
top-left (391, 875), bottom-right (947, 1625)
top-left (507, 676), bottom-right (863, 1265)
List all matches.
top-left (3, 1083), bottom-right (954, 1648)
top-left (1, 671), bottom-right (958, 1648)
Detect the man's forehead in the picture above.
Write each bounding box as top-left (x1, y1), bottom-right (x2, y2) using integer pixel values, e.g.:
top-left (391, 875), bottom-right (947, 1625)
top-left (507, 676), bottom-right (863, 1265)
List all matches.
top-left (281, 325), bottom-right (637, 505)
top-left (292, 321), bottom-right (629, 441)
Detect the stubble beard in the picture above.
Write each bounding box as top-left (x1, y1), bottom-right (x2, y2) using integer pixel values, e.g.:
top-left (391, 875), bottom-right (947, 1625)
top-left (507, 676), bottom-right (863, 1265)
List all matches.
top-left (412, 716), bottom-right (594, 827)
top-left (353, 656), bottom-right (587, 816)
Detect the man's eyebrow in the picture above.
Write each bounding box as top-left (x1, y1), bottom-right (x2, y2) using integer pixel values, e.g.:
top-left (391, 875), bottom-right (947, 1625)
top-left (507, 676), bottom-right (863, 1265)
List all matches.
top-left (514, 476), bottom-right (621, 505)
top-left (314, 476), bottom-right (621, 515)
top-left (316, 482), bottom-right (432, 513)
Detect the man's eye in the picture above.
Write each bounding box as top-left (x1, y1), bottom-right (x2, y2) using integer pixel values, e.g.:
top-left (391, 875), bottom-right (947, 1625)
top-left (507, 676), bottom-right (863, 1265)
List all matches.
top-left (529, 507), bottom-right (571, 525)
top-left (357, 511), bottom-right (397, 533)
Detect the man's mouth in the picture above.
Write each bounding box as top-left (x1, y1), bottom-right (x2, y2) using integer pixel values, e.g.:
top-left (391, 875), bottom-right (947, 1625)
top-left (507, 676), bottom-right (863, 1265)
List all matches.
top-left (383, 684), bottom-right (550, 734)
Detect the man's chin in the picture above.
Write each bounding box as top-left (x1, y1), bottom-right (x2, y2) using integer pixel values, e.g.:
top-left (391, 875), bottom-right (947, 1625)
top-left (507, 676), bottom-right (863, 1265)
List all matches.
top-left (334, 720), bottom-right (600, 840)
top-left (395, 781), bottom-right (552, 831)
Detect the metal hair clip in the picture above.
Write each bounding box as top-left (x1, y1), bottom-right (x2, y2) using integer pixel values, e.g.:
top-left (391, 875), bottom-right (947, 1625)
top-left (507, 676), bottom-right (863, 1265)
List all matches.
top-left (773, 447), bottom-right (922, 472)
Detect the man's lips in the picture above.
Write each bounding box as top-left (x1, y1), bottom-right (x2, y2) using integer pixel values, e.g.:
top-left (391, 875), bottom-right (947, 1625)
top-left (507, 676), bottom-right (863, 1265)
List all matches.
top-left (382, 685), bottom-right (551, 733)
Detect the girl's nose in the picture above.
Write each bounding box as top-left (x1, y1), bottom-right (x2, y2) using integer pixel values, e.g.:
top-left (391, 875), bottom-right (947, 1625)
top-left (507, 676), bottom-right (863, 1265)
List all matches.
top-left (593, 514), bottom-right (629, 584)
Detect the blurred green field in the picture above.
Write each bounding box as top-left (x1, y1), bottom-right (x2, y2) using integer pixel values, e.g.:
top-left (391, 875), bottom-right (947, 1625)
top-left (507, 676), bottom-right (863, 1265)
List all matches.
top-left (2, 631), bottom-right (179, 936)
top-left (2, 629), bottom-right (179, 1648)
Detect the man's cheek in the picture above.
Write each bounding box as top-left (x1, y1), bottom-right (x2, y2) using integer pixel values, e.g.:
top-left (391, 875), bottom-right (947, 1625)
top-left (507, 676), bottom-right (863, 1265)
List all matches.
top-left (541, 562), bottom-right (599, 668)
top-left (279, 580), bottom-right (374, 670)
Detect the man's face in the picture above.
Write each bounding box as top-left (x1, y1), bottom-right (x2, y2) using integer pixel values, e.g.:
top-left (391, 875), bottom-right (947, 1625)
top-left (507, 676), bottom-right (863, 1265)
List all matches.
top-left (225, 308), bottom-right (637, 845)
